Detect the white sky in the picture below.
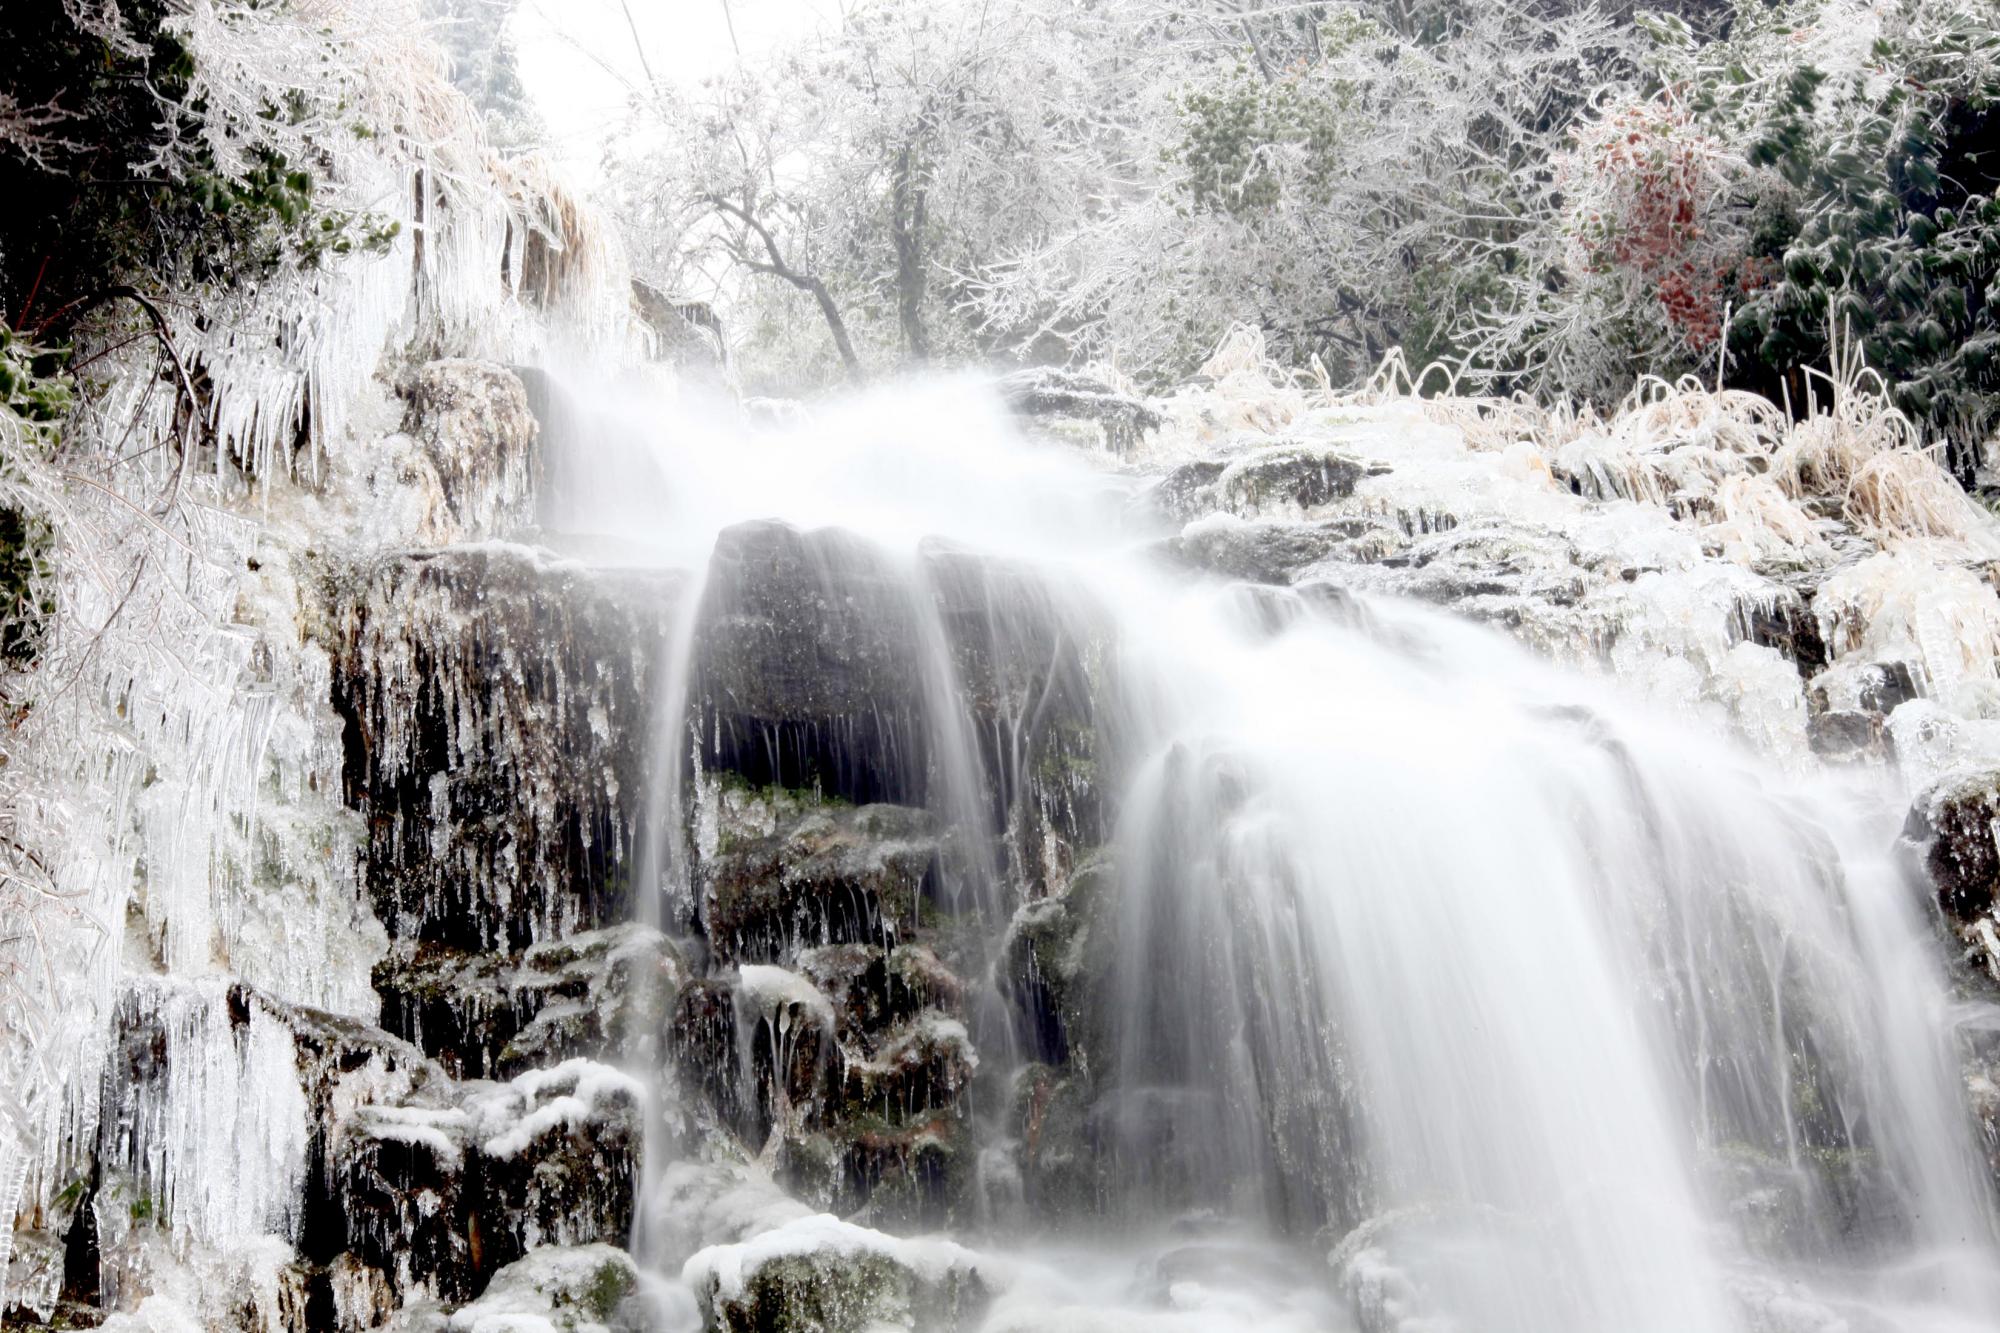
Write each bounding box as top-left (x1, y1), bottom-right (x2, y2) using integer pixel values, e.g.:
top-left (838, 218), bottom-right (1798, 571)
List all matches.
top-left (511, 0), bottom-right (841, 180)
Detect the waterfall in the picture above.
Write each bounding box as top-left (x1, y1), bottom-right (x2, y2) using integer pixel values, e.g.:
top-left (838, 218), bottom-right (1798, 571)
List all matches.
top-left (517, 368), bottom-right (2000, 1332)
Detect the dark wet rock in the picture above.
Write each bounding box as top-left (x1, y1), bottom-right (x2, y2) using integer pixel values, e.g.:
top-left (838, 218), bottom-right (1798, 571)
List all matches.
top-left (836, 1015), bottom-right (978, 1126)
top-left (922, 543), bottom-right (1108, 875)
top-left (1905, 781), bottom-right (2000, 988)
top-left (1011, 1064), bottom-right (1104, 1220)
top-left (693, 521), bottom-right (930, 805)
top-left (673, 781), bottom-right (990, 1225)
top-left (1806, 709), bottom-right (1886, 763)
top-left (1905, 772), bottom-right (2000, 927)
top-left (338, 1102), bottom-right (477, 1305)
top-left (1743, 586), bottom-right (1828, 678)
top-left (669, 977), bottom-right (747, 1136)
top-left (374, 923), bottom-right (683, 1080)
top-left (1811, 660), bottom-right (1921, 716)
top-left (701, 802), bottom-right (940, 965)
top-left (331, 545), bottom-right (680, 951)
top-left (998, 367), bottom-right (1162, 454)
top-left (797, 943), bottom-right (966, 1043)
top-left (465, 1063), bottom-right (644, 1280)
top-left (693, 524), bottom-right (1107, 882)
top-left (1002, 855), bottom-right (1113, 1068)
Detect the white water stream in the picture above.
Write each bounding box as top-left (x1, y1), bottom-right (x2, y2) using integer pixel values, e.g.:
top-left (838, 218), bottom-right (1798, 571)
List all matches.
top-left (535, 369), bottom-right (2000, 1332)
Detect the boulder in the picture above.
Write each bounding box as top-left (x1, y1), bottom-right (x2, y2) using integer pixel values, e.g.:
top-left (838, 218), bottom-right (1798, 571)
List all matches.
top-left (1904, 770), bottom-right (2000, 981)
top-left (1001, 854), bottom-right (1112, 1067)
top-left (400, 360), bottom-right (540, 542)
top-left (683, 1214), bottom-right (993, 1333)
top-left (1153, 445), bottom-right (1386, 521)
top-left (335, 1060), bottom-right (645, 1305)
top-left (442, 1243), bottom-right (639, 1333)
top-left (996, 367), bottom-right (1161, 454)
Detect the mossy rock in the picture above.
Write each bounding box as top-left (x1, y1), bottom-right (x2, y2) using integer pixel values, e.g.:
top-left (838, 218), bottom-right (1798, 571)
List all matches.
top-left (1010, 1063), bottom-right (1105, 1223)
top-left (702, 803), bottom-right (940, 964)
top-left (690, 1218), bottom-right (992, 1333)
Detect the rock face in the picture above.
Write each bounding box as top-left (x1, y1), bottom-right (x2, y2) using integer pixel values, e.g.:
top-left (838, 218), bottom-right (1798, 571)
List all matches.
top-left (332, 545), bottom-right (681, 951)
top-left (374, 923), bottom-right (682, 1081)
top-left (692, 521), bottom-right (930, 805)
top-left (401, 359), bottom-right (540, 542)
top-left (689, 521), bottom-right (1106, 898)
top-left (1904, 771), bottom-right (2000, 983)
top-left (1, 360), bottom-right (687, 1333)
top-left (667, 786), bottom-right (982, 1230)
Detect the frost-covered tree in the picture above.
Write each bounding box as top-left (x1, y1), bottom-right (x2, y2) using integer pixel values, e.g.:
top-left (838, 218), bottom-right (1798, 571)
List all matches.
top-left (973, 2), bottom-right (1638, 384)
top-left (425, 0), bottom-right (543, 150)
top-left (606, 0), bottom-right (2000, 480)
top-left (609, 0), bottom-right (1149, 389)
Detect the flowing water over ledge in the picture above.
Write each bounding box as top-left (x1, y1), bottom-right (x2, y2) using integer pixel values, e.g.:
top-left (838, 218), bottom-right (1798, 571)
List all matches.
top-left (13, 359), bottom-right (2000, 1332)
top-left (527, 371), bottom-right (2000, 1332)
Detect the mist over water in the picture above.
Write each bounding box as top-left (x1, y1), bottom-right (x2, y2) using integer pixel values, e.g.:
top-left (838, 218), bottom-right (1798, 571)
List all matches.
top-left (532, 366), bottom-right (2000, 1332)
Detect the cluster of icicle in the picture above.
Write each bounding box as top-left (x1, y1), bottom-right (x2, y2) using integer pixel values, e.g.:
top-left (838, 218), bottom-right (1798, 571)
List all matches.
top-left (0, 0), bottom-right (642, 1310)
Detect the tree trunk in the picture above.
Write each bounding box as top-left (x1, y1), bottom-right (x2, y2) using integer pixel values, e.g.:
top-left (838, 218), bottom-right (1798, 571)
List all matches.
top-left (891, 143), bottom-right (930, 361)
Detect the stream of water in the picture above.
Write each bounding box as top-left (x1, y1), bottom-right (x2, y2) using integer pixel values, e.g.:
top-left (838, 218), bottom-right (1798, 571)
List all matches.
top-left (537, 369), bottom-right (2000, 1332)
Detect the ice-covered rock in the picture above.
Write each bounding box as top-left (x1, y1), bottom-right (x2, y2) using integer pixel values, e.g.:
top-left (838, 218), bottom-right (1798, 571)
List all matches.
top-left (683, 1213), bottom-right (994, 1333)
top-left (374, 923), bottom-right (684, 1080)
top-left (332, 544), bottom-right (680, 949)
top-left (399, 360), bottom-right (540, 543)
top-left (997, 367), bottom-right (1162, 455)
top-left (442, 1242), bottom-right (639, 1333)
top-left (701, 801), bottom-right (940, 964)
top-left (337, 1059), bottom-right (644, 1305)
top-left (1153, 444), bottom-right (1386, 521)
top-left (1904, 769), bottom-right (2000, 984)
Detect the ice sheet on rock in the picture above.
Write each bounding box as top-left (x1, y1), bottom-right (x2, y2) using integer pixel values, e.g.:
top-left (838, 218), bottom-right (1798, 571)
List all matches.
top-left (443, 1243), bottom-right (638, 1333)
top-left (733, 965), bottom-right (837, 1031)
top-left (680, 1210), bottom-right (996, 1305)
top-left (97, 978), bottom-right (311, 1250)
top-left (331, 544), bottom-right (675, 951)
top-left (1815, 546), bottom-right (2000, 701)
top-left (469, 1059), bottom-right (648, 1159)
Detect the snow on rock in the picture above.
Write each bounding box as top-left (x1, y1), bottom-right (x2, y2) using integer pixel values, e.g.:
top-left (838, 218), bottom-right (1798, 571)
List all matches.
top-left (735, 965), bottom-right (838, 1033)
top-left (683, 1211), bottom-right (997, 1333)
top-left (336, 1059), bottom-right (644, 1306)
top-left (442, 1243), bottom-right (639, 1333)
top-left (1130, 357), bottom-right (2000, 788)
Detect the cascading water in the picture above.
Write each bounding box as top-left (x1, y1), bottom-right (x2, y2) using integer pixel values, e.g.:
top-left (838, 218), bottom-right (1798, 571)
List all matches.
top-left (527, 367), bottom-right (2000, 1332)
